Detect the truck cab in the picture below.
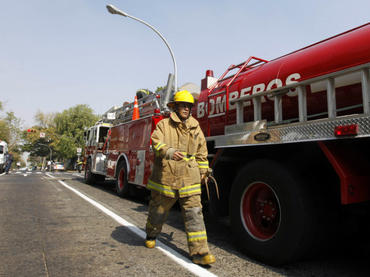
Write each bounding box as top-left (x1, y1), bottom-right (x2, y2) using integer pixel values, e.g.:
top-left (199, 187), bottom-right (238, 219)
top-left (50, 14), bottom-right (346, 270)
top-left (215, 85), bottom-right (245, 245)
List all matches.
top-left (0, 141), bottom-right (8, 173)
top-left (84, 122), bottom-right (112, 181)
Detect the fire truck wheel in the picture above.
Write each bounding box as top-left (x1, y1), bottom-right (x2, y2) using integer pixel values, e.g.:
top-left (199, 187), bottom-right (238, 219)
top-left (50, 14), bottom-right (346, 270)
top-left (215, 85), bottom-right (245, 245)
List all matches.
top-left (116, 162), bottom-right (130, 197)
top-left (84, 158), bottom-right (95, 185)
top-left (95, 174), bottom-right (105, 183)
top-left (230, 159), bottom-right (317, 265)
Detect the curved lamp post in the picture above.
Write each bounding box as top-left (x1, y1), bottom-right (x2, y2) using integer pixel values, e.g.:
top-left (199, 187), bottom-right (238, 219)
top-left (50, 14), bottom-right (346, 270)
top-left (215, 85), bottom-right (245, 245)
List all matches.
top-left (106, 4), bottom-right (178, 91)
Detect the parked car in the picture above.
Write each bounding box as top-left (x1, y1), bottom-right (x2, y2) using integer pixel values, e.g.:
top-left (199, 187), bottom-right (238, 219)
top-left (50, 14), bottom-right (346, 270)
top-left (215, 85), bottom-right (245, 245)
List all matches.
top-left (54, 162), bottom-right (65, 171)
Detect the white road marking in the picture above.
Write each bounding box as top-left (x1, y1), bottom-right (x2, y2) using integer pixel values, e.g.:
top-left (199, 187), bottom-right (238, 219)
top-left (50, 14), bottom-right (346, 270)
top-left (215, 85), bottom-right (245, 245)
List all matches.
top-left (72, 173), bottom-right (83, 177)
top-left (45, 173), bottom-right (217, 277)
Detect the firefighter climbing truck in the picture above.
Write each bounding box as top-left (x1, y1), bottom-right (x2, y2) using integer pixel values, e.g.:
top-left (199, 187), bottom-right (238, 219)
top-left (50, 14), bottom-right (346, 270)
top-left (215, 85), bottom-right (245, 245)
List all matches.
top-left (83, 23), bottom-right (370, 265)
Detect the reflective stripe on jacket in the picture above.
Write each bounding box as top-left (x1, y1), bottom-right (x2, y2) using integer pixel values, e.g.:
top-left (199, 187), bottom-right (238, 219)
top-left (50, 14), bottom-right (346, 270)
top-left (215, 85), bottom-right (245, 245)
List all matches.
top-left (147, 179), bottom-right (201, 198)
top-left (148, 112), bottom-right (209, 197)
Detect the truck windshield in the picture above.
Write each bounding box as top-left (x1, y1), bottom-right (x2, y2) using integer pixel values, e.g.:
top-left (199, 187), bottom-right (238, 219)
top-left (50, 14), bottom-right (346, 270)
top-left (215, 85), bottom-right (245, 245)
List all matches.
top-left (0, 146), bottom-right (3, 154)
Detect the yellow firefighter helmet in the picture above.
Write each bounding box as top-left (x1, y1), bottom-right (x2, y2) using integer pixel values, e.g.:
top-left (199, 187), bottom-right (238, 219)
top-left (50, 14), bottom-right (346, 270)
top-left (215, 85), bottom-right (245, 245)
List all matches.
top-left (167, 90), bottom-right (194, 108)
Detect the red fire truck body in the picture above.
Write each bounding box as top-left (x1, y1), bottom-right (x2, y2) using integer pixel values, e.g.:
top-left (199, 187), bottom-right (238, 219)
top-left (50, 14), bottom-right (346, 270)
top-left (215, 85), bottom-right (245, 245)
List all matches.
top-left (198, 23), bottom-right (370, 135)
top-left (84, 23), bottom-right (370, 265)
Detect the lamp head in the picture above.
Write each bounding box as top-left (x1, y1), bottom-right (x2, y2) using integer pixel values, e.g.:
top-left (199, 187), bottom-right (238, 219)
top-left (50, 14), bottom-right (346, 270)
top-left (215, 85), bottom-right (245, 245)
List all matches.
top-left (106, 4), bottom-right (128, 17)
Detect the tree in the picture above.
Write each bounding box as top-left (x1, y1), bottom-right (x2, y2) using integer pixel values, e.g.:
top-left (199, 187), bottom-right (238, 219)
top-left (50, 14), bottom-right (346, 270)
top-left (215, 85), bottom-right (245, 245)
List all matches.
top-left (4, 112), bottom-right (23, 149)
top-left (22, 126), bottom-right (57, 158)
top-left (0, 119), bottom-right (10, 142)
top-left (34, 110), bottom-right (56, 129)
top-left (0, 101), bottom-right (23, 150)
top-left (23, 104), bottom-right (98, 167)
top-left (155, 86), bottom-right (164, 92)
top-left (0, 103), bottom-right (24, 167)
top-left (54, 104), bottom-right (99, 159)
top-left (0, 101), bottom-right (10, 142)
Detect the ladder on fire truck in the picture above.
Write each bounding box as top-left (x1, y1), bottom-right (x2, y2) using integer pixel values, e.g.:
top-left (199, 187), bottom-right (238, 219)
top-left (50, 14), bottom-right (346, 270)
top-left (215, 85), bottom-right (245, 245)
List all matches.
top-left (100, 74), bottom-right (176, 124)
top-left (212, 62), bottom-right (370, 148)
top-left (100, 92), bottom-right (162, 124)
top-left (234, 63), bottom-right (370, 124)
top-left (206, 56), bottom-right (268, 135)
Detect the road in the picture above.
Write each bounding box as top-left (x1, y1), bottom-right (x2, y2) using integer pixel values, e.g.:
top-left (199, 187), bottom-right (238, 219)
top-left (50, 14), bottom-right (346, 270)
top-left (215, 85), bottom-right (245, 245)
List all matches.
top-left (0, 170), bottom-right (369, 276)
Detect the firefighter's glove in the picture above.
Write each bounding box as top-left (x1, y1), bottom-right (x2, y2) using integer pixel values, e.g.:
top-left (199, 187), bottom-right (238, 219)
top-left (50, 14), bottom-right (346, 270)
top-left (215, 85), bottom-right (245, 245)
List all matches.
top-left (166, 148), bottom-right (184, 161)
top-left (165, 148), bottom-right (176, 160)
top-left (172, 151), bottom-right (184, 161)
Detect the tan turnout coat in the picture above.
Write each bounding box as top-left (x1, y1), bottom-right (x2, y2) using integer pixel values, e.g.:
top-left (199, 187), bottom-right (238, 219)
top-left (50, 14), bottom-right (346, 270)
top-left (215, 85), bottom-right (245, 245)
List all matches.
top-left (148, 112), bottom-right (209, 198)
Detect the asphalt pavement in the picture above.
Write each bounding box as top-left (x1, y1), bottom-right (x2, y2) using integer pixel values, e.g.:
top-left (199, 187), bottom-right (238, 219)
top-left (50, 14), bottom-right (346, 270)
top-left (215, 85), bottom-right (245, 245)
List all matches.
top-left (0, 170), bottom-right (369, 277)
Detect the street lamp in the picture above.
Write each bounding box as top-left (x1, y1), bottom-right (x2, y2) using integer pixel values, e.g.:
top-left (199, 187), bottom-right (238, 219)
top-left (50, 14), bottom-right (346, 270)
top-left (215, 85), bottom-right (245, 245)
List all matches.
top-left (106, 4), bottom-right (178, 91)
top-left (38, 143), bottom-right (52, 172)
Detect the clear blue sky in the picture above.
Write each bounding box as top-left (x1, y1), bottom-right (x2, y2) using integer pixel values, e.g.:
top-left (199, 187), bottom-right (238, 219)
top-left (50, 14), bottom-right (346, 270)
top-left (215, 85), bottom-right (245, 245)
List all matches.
top-left (1, 0), bottom-right (369, 127)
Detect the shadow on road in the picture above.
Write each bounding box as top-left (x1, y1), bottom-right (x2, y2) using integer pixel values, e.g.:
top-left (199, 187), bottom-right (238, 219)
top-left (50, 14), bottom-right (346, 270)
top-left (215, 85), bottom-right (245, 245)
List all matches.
top-left (74, 173), bottom-right (370, 276)
top-left (110, 225), bottom-right (190, 258)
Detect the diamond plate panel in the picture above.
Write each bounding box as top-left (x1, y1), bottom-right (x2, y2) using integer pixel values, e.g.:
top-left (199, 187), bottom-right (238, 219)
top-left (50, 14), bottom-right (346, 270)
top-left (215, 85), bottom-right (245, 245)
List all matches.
top-left (215, 114), bottom-right (370, 148)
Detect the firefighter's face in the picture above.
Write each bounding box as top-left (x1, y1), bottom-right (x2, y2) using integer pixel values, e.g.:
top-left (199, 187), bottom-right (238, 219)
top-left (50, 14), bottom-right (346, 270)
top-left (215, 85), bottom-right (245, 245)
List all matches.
top-left (176, 102), bottom-right (192, 120)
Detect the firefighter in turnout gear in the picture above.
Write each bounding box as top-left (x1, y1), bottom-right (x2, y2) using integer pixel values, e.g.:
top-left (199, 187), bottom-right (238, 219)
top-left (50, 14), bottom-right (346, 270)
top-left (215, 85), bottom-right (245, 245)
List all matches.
top-left (145, 90), bottom-right (216, 265)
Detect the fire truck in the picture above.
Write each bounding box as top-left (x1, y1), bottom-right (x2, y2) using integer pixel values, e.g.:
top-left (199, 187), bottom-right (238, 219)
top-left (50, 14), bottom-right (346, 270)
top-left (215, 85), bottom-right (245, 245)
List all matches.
top-left (0, 140), bottom-right (8, 173)
top-left (83, 23), bottom-right (370, 265)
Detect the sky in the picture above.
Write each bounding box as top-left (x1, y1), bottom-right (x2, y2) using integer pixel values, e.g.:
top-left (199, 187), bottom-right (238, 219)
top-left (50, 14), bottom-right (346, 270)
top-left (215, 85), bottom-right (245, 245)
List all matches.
top-left (0, 0), bottom-right (369, 128)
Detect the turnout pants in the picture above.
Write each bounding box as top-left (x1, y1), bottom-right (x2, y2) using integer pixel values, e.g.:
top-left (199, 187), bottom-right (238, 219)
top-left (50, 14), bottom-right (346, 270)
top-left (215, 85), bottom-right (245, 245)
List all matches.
top-left (146, 190), bottom-right (210, 256)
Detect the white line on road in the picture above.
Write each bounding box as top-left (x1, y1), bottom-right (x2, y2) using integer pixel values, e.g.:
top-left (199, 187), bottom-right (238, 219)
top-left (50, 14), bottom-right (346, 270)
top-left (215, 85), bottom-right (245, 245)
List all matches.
top-left (45, 173), bottom-right (217, 277)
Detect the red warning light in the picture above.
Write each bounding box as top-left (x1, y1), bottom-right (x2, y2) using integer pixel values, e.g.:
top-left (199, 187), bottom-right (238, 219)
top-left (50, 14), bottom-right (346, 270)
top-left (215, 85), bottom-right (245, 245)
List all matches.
top-left (334, 124), bottom-right (358, 137)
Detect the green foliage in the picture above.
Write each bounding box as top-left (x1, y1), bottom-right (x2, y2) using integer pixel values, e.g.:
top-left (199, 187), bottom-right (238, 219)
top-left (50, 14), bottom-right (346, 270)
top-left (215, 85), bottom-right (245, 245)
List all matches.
top-left (23, 104), bottom-right (99, 162)
top-left (34, 110), bottom-right (56, 128)
top-left (155, 86), bottom-right (164, 92)
top-left (55, 135), bottom-right (76, 159)
top-left (53, 104), bottom-right (99, 159)
top-left (0, 119), bottom-right (10, 142)
top-left (5, 111), bottom-right (23, 149)
top-left (0, 102), bottom-right (23, 165)
top-left (0, 103), bottom-right (22, 150)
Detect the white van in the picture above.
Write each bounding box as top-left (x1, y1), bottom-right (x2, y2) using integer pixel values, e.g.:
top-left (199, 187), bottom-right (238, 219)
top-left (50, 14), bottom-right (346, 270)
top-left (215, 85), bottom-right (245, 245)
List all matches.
top-left (0, 141), bottom-right (8, 173)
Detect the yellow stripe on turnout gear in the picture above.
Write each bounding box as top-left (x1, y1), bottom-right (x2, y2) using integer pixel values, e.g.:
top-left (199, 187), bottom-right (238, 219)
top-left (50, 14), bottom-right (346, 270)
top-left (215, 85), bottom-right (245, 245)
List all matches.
top-left (197, 161), bottom-right (209, 169)
top-left (187, 231), bottom-right (207, 242)
top-left (180, 152), bottom-right (195, 161)
top-left (154, 142), bottom-right (166, 151)
top-left (148, 180), bottom-right (201, 198)
top-left (179, 184), bottom-right (201, 197)
top-left (147, 179), bottom-right (176, 197)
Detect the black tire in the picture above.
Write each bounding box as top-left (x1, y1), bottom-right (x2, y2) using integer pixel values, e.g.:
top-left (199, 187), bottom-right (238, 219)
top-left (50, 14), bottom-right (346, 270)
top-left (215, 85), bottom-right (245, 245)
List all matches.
top-left (230, 159), bottom-right (318, 265)
top-left (95, 174), bottom-right (106, 183)
top-left (84, 158), bottom-right (95, 185)
top-left (116, 161), bottom-right (130, 197)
